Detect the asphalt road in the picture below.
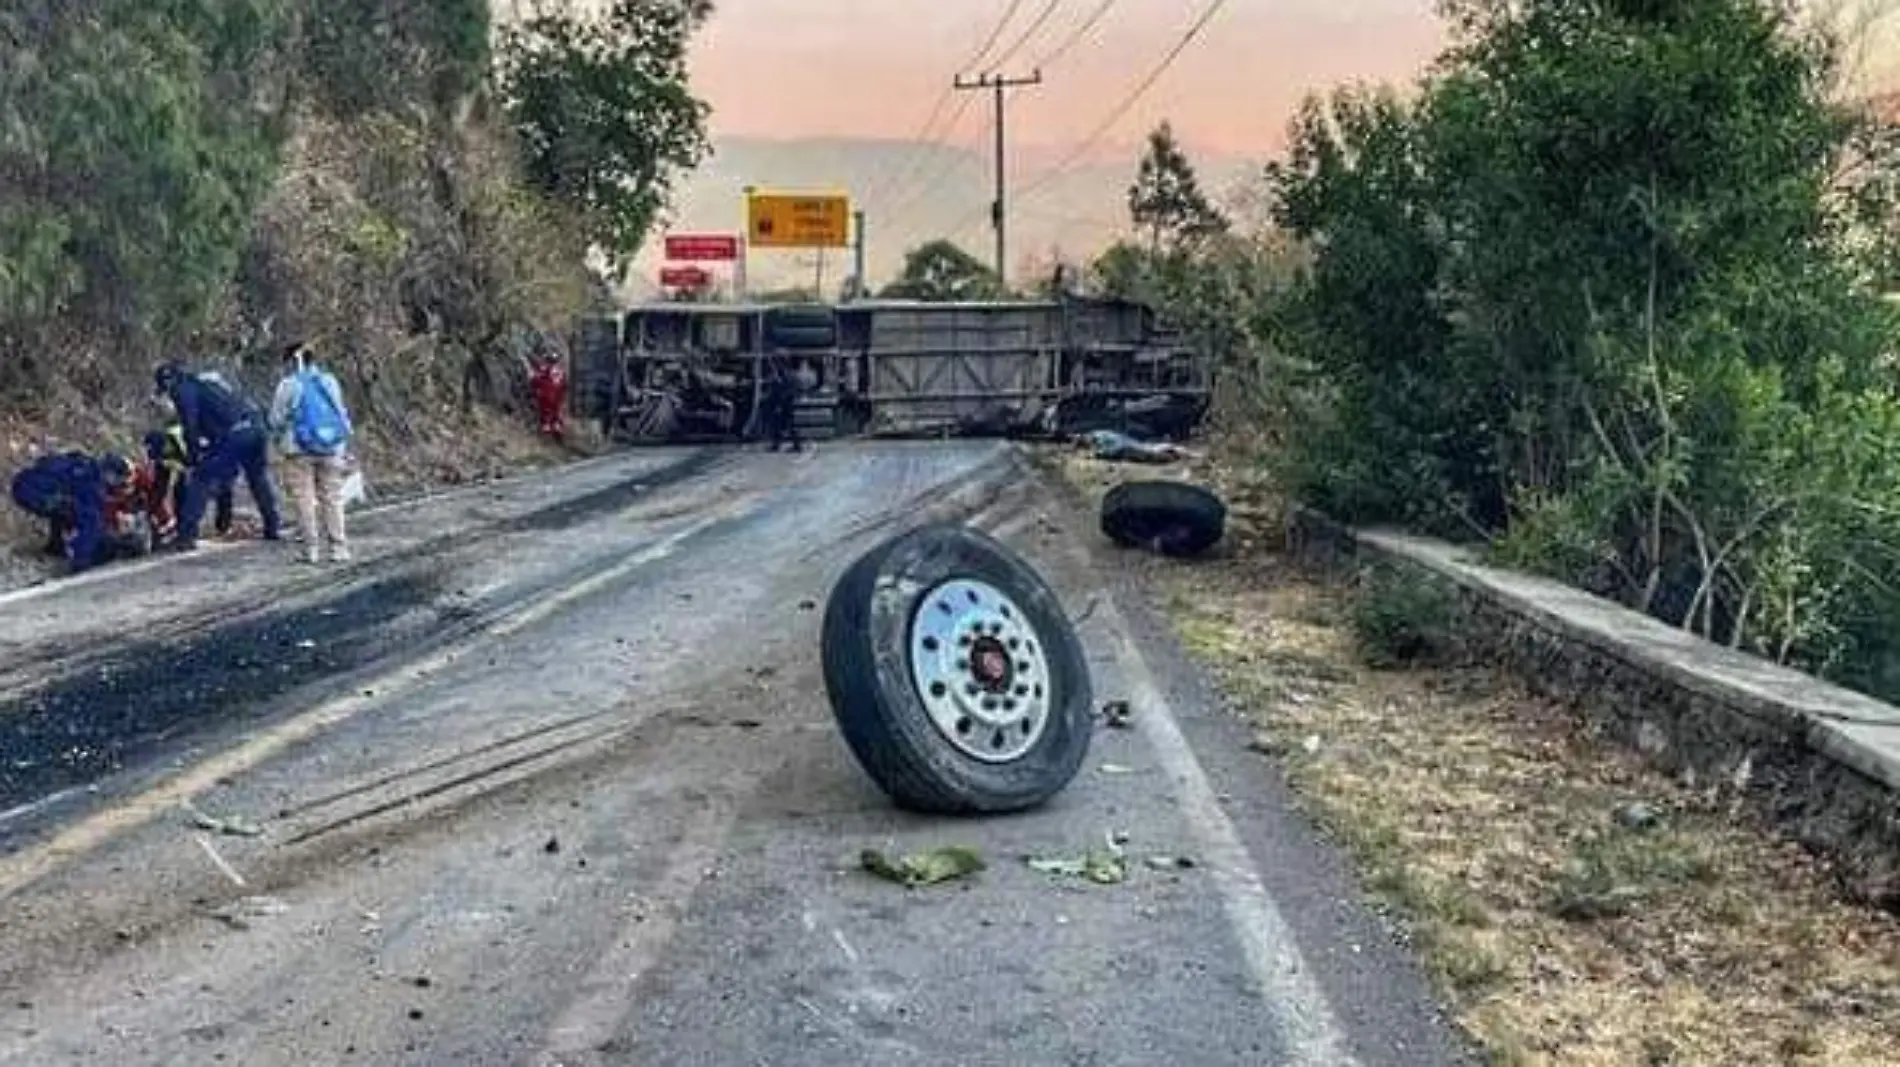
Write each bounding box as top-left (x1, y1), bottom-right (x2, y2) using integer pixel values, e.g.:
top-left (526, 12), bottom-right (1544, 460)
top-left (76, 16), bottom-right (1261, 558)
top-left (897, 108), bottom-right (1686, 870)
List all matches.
top-left (0, 442), bottom-right (1474, 1067)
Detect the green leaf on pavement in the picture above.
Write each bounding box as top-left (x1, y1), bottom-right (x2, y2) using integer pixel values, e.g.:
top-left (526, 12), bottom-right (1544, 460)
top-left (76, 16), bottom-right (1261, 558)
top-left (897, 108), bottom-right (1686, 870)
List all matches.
top-left (859, 846), bottom-right (987, 887)
top-left (1026, 835), bottom-right (1128, 885)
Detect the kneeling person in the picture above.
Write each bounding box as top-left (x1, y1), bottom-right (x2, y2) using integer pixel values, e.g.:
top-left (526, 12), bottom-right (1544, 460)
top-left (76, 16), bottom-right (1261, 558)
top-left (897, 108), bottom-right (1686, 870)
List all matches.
top-left (9, 451), bottom-right (151, 574)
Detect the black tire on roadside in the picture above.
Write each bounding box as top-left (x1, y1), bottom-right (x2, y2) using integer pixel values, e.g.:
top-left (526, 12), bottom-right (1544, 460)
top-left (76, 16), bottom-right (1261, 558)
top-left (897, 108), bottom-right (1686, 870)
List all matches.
top-left (820, 523), bottom-right (1094, 815)
top-left (1100, 480), bottom-right (1227, 558)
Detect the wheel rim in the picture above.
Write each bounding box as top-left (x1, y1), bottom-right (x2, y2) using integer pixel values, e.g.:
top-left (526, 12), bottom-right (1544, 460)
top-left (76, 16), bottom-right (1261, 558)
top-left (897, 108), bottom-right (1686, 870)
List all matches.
top-left (908, 578), bottom-right (1054, 763)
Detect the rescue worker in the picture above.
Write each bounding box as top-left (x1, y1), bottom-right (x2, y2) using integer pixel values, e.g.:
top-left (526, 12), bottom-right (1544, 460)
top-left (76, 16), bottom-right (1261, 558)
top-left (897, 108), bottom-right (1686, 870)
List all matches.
top-left (155, 361), bottom-right (283, 551)
top-left (9, 451), bottom-right (150, 573)
top-left (761, 352), bottom-right (804, 453)
top-left (143, 425), bottom-right (232, 545)
top-left (528, 348), bottom-right (568, 442)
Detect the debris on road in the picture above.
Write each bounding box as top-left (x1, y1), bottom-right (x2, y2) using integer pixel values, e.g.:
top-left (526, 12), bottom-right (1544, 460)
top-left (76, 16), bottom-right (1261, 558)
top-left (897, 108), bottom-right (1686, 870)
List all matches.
top-left (1025, 833), bottom-right (1128, 885)
top-left (822, 522), bottom-right (1095, 814)
top-left (183, 800), bottom-right (264, 837)
top-left (1612, 800), bottom-right (1663, 832)
top-left (1246, 731), bottom-right (1288, 757)
top-left (1099, 700), bottom-right (1134, 729)
top-left (193, 834), bottom-right (248, 888)
top-left (1145, 855), bottom-right (1196, 872)
top-left (543, 836), bottom-right (561, 855)
top-left (203, 895), bottom-right (288, 931)
top-left (1099, 763), bottom-right (1134, 775)
top-left (859, 846), bottom-right (986, 888)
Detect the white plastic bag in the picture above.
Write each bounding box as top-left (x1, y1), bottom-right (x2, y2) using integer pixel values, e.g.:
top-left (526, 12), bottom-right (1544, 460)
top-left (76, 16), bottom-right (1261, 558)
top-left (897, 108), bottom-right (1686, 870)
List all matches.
top-left (340, 456), bottom-right (367, 509)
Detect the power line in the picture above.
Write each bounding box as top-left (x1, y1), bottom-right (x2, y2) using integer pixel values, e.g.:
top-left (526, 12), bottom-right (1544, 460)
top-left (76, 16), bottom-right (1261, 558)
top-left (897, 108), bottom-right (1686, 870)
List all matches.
top-left (1035, 0), bottom-right (1117, 68)
top-left (989, 0), bottom-right (1064, 71)
top-left (1014, 0), bottom-right (1230, 203)
top-left (878, 1), bottom-right (1069, 239)
top-left (963, 0), bottom-right (1033, 72)
top-left (860, 0), bottom-right (1031, 210)
top-left (878, 94), bottom-right (984, 223)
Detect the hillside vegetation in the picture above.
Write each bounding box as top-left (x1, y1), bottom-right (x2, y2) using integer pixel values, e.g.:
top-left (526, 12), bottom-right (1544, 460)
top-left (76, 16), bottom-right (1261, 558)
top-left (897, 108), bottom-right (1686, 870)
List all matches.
top-left (0, 0), bottom-right (711, 574)
top-left (1097, 0), bottom-right (1900, 701)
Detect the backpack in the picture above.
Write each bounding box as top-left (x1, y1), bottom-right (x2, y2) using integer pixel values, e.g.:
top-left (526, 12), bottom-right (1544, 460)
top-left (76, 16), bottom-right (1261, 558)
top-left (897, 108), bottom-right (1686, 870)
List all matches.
top-left (291, 369), bottom-right (351, 455)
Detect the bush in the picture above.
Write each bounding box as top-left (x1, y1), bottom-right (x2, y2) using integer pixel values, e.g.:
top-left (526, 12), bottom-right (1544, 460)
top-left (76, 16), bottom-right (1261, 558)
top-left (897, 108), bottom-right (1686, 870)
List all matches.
top-left (1349, 563), bottom-right (1465, 669)
top-left (1254, 0), bottom-right (1900, 699)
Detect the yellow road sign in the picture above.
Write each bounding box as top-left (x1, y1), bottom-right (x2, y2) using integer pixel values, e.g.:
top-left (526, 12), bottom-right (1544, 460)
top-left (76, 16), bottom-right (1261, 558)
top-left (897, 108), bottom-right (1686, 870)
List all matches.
top-left (747, 191), bottom-right (851, 249)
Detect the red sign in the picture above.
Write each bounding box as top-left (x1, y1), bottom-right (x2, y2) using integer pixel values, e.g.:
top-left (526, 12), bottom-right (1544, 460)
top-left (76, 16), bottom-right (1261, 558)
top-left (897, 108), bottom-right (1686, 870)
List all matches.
top-left (660, 265), bottom-right (711, 289)
top-left (663, 233), bottom-right (740, 261)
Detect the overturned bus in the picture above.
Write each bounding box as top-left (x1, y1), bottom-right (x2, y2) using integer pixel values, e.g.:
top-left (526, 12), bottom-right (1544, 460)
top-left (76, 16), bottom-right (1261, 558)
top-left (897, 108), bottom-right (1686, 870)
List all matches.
top-left (575, 295), bottom-right (1213, 445)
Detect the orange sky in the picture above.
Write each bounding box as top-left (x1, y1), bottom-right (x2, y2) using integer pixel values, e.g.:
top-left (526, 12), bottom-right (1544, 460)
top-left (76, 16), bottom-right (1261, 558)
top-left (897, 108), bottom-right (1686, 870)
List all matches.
top-left (687, 0), bottom-right (1447, 160)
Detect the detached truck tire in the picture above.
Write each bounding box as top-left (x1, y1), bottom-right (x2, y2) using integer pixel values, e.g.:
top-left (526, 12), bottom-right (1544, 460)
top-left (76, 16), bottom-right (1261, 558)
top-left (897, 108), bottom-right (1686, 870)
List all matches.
top-left (1100, 480), bottom-right (1227, 558)
top-left (820, 523), bottom-right (1094, 815)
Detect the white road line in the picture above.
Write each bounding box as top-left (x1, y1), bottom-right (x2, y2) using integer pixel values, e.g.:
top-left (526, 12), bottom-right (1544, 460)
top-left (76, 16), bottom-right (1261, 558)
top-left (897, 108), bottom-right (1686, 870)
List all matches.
top-left (0, 542), bottom-right (240, 608)
top-left (536, 800), bottom-right (742, 1066)
top-left (0, 450), bottom-right (651, 609)
top-left (1100, 602), bottom-right (1362, 1067)
top-left (0, 502), bottom-right (755, 902)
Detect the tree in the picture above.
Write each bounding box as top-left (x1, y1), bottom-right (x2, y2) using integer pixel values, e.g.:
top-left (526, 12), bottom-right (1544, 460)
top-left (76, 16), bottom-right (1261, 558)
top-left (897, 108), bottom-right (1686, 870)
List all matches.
top-left (300, 0), bottom-right (490, 118)
top-left (0, 0), bottom-right (292, 362)
top-left (495, 0), bottom-right (713, 279)
top-left (879, 240), bottom-right (1003, 301)
top-left (1263, 0), bottom-right (1900, 689)
top-left (1128, 121), bottom-right (1228, 254)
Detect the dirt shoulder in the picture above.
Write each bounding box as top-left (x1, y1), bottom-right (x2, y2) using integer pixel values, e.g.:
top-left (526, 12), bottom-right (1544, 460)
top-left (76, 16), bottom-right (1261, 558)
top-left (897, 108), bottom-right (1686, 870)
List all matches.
top-left (1054, 443), bottom-right (1900, 1066)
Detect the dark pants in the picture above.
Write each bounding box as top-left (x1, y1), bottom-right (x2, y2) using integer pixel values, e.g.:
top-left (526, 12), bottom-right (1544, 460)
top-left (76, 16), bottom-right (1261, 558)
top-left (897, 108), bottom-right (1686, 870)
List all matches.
top-left (179, 424), bottom-right (279, 545)
top-left (764, 387), bottom-right (801, 452)
top-left (153, 467), bottom-right (231, 542)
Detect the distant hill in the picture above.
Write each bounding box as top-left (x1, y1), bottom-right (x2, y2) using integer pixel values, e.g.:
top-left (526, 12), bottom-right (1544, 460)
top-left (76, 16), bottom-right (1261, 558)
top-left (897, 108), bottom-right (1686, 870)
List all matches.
top-left (627, 135), bottom-right (1261, 299)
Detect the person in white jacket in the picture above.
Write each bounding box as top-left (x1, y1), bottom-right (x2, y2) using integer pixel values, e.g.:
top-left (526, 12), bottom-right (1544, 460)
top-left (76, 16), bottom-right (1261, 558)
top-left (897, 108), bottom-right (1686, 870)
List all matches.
top-left (270, 342), bottom-right (355, 564)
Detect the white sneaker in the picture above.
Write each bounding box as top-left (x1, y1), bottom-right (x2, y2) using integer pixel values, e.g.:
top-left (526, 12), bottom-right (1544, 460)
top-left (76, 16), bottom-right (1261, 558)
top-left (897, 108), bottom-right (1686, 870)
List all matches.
top-left (328, 547), bottom-right (352, 563)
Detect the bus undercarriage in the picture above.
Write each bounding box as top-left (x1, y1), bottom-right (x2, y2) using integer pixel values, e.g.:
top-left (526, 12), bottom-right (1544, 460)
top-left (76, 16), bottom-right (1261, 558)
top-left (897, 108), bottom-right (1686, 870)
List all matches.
top-left (576, 296), bottom-right (1212, 445)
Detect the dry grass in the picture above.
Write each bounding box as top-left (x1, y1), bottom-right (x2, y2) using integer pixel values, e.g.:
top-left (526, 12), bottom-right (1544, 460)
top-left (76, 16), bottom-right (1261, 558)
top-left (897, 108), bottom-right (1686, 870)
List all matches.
top-left (1058, 446), bottom-right (1900, 1066)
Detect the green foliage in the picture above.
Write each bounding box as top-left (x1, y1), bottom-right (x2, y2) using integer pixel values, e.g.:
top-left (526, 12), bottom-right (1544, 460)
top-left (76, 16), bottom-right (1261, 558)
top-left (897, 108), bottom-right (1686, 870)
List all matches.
top-left (0, 0), bottom-right (291, 360)
top-left (300, 0), bottom-right (490, 118)
top-left (880, 240), bottom-right (1003, 301)
top-left (1262, 0), bottom-right (1900, 693)
top-left (1349, 563), bottom-right (1464, 668)
top-left (1128, 121), bottom-right (1228, 252)
top-left (0, 0), bottom-right (519, 389)
top-left (495, 0), bottom-right (713, 278)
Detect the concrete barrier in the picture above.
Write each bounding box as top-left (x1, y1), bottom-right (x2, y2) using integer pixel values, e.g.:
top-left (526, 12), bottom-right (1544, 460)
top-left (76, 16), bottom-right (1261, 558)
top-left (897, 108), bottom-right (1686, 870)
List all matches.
top-left (1287, 505), bottom-right (1900, 911)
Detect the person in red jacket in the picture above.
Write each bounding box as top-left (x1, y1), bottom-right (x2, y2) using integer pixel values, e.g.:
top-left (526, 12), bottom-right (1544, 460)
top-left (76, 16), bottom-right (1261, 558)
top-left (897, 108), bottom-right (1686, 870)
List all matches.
top-left (528, 349), bottom-right (568, 442)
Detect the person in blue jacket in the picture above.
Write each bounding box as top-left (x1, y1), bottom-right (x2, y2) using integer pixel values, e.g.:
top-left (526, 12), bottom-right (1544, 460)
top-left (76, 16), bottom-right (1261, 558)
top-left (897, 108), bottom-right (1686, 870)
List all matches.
top-left (9, 451), bottom-right (147, 573)
top-left (154, 362), bottom-right (283, 550)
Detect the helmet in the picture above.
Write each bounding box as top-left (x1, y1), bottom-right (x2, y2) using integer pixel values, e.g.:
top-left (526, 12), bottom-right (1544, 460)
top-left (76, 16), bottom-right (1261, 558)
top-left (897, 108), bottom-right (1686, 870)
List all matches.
top-left (154, 362), bottom-right (184, 394)
top-left (99, 454), bottom-right (133, 486)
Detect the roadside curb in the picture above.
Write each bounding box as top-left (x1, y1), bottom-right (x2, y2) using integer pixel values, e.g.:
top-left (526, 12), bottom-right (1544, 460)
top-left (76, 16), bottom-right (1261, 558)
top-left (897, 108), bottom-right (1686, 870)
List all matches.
top-left (1285, 504), bottom-right (1900, 911)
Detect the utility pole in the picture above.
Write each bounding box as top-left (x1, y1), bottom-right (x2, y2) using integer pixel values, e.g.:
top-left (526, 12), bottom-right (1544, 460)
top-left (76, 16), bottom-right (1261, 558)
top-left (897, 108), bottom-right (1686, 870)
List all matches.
top-left (953, 69), bottom-right (1042, 287)
top-left (851, 209), bottom-right (866, 301)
